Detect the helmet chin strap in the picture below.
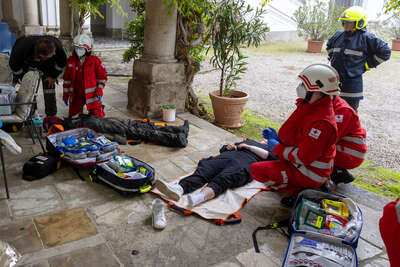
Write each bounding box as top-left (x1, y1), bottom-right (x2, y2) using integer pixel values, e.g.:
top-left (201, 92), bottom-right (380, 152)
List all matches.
top-left (301, 91), bottom-right (313, 104)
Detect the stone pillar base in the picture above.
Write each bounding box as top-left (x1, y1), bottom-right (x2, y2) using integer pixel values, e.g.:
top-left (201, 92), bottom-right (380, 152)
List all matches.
top-left (23, 25), bottom-right (44, 36)
top-left (127, 60), bottom-right (186, 118)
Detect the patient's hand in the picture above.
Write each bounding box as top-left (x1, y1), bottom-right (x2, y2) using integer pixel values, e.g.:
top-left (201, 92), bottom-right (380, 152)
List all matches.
top-left (237, 143), bottom-right (250, 150)
top-left (226, 144), bottom-right (237, 151)
top-left (260, 139), bottom-right (268, 145)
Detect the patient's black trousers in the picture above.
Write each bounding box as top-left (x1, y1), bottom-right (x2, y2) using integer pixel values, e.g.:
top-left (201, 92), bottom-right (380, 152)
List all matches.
top-left (178, 153), bottom-right (255, 196)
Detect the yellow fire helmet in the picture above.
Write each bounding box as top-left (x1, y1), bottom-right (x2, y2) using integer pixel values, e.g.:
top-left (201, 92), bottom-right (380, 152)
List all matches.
top-left (339, 6), bottom-right (368, 30)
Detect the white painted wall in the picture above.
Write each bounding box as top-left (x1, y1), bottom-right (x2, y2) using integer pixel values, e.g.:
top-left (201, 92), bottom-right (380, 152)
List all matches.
top-left (40, 0), bottom-right (59, 27)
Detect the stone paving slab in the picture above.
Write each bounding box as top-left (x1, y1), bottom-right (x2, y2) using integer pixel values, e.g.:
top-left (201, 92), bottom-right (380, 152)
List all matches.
top-left (8, 185), bottom-right (62, 218)
top-left (34, 208), bottom-right (98, 248)
top-left (46, 244), bottom-right (120, 267)
top-left (357, 203), bottom-right (385, 249)
top-left (104, 211), bottom-right (266, 267)
top-left (54, 179), bottom-right (118, 209)
top-left (357, 239), bottom-right (383, 262)
top-left (0, 219), bottom-right (42, 254)
top-left (87, 196), bottom-right (149, 229)
top-left (17, 234), bottom-right (106, 266)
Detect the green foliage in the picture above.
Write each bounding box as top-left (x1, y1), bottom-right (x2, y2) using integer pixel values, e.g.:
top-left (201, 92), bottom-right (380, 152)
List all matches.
top-left (161, 104), bottom-right (176, 109)
top-left (206, 0), bottom-right (269, 96)
top-left (69, 0), bottom-right (126, 34)
top-left (123, 0), bottom-right (145, 62)
top-left (294, 0), bottom-right (345, 41)
top-left (384, 13), bottom-right (400, 39)
top-left (384, 0), bottom-right (400, 13)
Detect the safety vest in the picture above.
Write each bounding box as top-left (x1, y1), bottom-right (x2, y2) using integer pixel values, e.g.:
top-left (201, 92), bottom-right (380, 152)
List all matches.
top-left (275, 96), bottom-right (338, 185)
top-left (333, 97), bottom-right (367, 169)
top-left (62, 54), bottom-right (107, 110)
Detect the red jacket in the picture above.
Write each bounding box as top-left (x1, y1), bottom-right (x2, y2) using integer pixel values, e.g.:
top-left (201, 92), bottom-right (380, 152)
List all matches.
top-left (333, 97), bottom-right (367, 169)
top-left (62, 54), bottom-right (107, 110)
top-left (274, 96), bottom-right (337, 186)
top-left (380, 198), bottom-right (400, 267)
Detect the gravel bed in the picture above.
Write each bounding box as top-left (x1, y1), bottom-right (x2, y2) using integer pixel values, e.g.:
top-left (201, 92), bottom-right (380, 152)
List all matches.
top-left (193, 50), bottom-right (400, 170)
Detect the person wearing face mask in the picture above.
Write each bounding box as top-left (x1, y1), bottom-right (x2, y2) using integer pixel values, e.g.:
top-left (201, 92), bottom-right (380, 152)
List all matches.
top-left (250, 64), bottom-right (338, 196)
top-left (63, 34), bottom-right (107, 117)
top-left (326, 6), bottom-right (391, 112)
top-left (9, 36), bottom-right (66, 116)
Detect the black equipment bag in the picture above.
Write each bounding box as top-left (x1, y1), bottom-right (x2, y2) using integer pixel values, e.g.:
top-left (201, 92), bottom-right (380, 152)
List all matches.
top-left (23, 153), bottom-right (60, 181)
top-left (89, 155), bottom-right (155, 195)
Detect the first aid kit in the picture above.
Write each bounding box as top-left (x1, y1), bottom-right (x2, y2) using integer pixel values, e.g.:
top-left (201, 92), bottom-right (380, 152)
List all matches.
top-left (283, 189), bottom-right (363, 267)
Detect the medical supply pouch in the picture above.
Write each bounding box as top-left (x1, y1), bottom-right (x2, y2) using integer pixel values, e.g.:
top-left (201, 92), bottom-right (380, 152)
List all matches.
top-left (283, 189), bottom-right (363, 267)
top-left (22, 153), bottom-right (60, 181)
top-left (91, 154), bottom-right (155, 195)
top-left (46, 127), bottom-right (119, 167)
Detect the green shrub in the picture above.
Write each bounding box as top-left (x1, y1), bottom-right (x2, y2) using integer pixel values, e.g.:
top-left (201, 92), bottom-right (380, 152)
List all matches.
top-left (294, 0), bottom-right (345, 41)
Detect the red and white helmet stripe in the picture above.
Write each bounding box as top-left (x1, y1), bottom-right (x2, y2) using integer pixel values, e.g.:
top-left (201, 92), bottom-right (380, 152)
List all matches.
top-left (73, 34), bottom-right (93, 52)
top-left (298, 64), bottom-right (340, 96)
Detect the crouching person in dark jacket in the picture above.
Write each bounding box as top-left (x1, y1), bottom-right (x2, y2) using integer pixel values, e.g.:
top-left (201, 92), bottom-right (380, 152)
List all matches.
top-left (9, 35), bottom-right (67, 116)
top-left (326, 6), bottom-right (391, 112)
top-left (155, 138), bottom-right (274, 207)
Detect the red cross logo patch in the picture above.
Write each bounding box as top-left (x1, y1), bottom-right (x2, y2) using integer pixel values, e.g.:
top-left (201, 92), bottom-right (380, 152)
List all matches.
top-left (309, 128), bottom-right (322, 139)
top-left (335, 115), bottom-right (344, 122)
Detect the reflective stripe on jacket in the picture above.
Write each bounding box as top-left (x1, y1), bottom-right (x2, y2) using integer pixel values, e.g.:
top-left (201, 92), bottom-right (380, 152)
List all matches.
top-left (62, 54), bottom-right (107, 110)
top-left (333, 97), bottom-right (367, 169)
top-left (274, 96), bottom-right (338, 185)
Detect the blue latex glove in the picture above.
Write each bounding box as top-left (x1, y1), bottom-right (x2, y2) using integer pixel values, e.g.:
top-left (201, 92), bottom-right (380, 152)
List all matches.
top-left (267, 138), bottom-right (279, 152)
top-left (263, 127), bottom-right (279, 141)
top-left (97, 95), bottom-right (102, 103)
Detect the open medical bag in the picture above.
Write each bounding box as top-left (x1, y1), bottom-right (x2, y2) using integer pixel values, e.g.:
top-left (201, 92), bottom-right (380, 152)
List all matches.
top-left (46, 127), bottom-right (119, 167)
top-left (46, 127), bottom-right (155, 194)
top-left (90, 155), bottom-right (155, 195)
top-left (282, 189), bottom-right (363, 267)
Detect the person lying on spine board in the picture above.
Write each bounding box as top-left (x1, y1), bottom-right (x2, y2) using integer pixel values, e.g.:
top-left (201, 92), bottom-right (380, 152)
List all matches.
top-left (155, 138), bottom-right (275, 207)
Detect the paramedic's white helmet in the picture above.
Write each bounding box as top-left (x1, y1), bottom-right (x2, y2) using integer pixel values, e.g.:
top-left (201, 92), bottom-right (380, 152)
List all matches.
top-left (73, 34), bottom-right (93, 52)
top-left (297, 64), bottom-right (340, 96)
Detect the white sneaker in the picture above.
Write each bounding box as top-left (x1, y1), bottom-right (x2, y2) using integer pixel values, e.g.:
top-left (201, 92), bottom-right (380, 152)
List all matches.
top-left (155, 179), bottom-right (184, 201)
top-left (152, 199), bottom-right (166, 230)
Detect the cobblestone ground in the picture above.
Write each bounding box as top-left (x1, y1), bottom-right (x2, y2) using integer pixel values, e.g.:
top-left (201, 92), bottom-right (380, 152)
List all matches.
top-left (99, 48), bottom-right (400, 170)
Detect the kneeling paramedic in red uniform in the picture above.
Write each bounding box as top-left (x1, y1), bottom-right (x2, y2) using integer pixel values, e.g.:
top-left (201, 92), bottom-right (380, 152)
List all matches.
top-left (330, 96), bottom-right (367, 184)
top-left (63, 34), bottom-right (107, 118)
top-left (250, 64), bottom-right (338, 196)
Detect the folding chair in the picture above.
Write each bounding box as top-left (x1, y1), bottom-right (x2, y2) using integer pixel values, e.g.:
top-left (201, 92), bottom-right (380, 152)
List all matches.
top-left (0, 71), bottom-right (45, 152)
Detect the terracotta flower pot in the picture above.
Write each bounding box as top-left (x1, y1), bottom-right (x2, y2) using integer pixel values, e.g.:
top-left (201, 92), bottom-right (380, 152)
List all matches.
top-left (209, 90), bottom-right (248, 129)
top-left (307, 40), bottom-right (324, 53)
top-left (392, 39), bottom-right (400, 51)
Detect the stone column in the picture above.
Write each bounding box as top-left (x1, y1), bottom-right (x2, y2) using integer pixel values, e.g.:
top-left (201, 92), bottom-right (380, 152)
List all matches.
top-left (59, 0), bottom-right (74, 45)
top-left (127, 0), bottom-right (186, 118)
top-left (22, 0), bottom-right (43, 35)
top-left (1, 0), bottom-right (20, 36)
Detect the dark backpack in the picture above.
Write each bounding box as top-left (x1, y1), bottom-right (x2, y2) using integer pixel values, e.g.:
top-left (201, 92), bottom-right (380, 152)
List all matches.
top-left (22, 153), bottom-right (60, 181)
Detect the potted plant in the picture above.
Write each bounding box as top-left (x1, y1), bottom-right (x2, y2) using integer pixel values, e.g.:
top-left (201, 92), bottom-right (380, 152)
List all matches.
top-left (294, 0), bottom-right (344, 53)
top-left (385, 13), bottom-right (400, 51)
top-left (161, 105), bottom-right (176, 122)
top-left (206, 0), bottom-right (269, 128)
